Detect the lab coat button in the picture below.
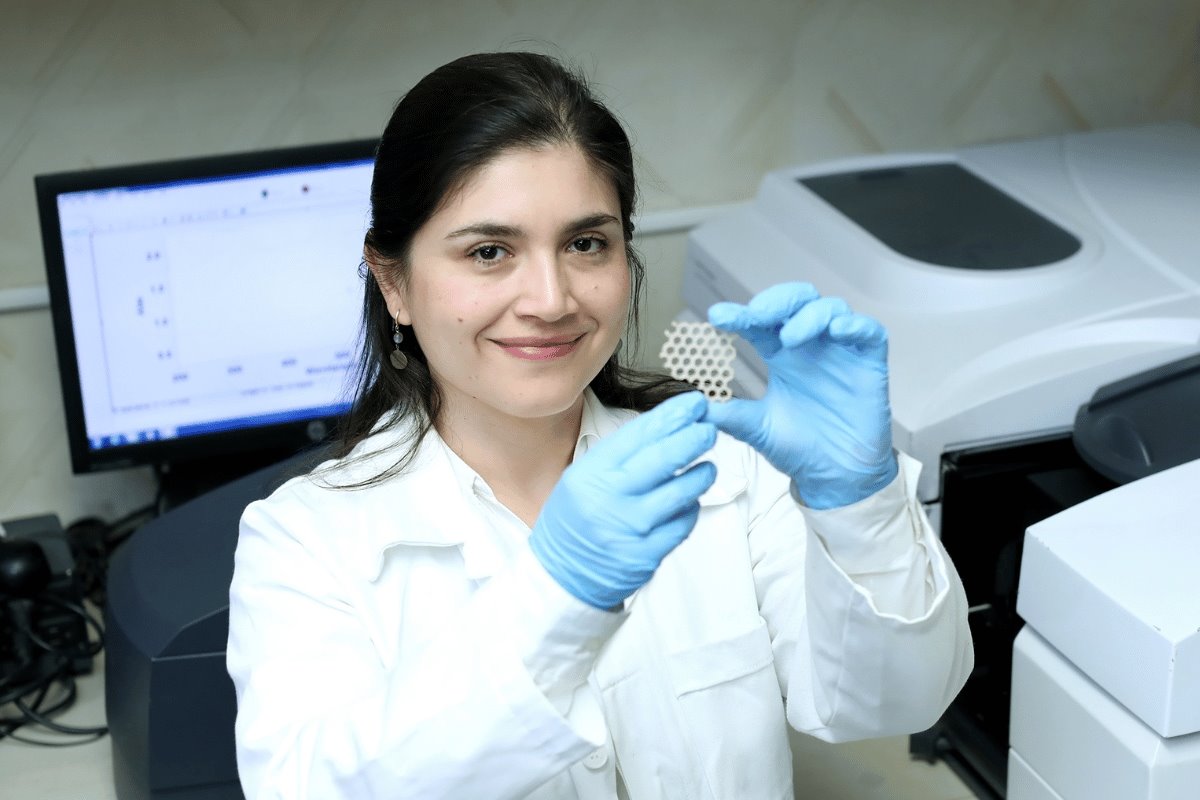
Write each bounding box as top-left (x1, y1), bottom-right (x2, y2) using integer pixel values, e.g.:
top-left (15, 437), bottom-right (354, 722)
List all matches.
top-left (583, 748), bottom-right (608, 770)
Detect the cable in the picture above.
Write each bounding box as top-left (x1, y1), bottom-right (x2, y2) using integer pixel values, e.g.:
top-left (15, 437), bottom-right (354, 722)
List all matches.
top-left (4, 497), bottom-right (161, 747)
top-left (0, 671), bottom-right (47, 706)
top-left (35, 594), bottom-right (104, 657)
top-left (66, 500), bottom-right (158, 608)
top-left (0, 666), bottom-right (108, 743)
top-left (0, 590), bottom-right (109, 744)
top-left (0, 648), bottom-right (37, 692)
top-left (1, 502), bottom-right (158, 746)
top-left (2, 510), bottom-right (124, 747)
top-left (17, 690), bottom-right (108, 736)
top-left (2, 679), bottom-right (107, 744)
top-left (5, 730), bottom-right (107, 747)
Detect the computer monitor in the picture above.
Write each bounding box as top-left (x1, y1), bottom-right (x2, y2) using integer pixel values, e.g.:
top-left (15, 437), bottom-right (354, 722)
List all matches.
top-left (35, 139), bottom-right (377, 480)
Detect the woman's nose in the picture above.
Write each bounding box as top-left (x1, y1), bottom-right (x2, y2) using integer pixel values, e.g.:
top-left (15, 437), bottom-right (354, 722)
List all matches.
top-left (513, 254), bottom-right (578, 321)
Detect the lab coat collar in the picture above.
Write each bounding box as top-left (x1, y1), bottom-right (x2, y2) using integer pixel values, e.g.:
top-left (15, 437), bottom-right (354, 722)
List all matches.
top-left (348, 389), bottom-right (634, 583)
top-left (435, 388), bottom-right (630, 506)
top-left (577, 386), bottom-right (630, 457)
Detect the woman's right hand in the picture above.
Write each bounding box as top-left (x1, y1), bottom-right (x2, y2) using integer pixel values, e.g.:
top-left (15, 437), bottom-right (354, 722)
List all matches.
top-left (529, 392), bottom-right (718, 610)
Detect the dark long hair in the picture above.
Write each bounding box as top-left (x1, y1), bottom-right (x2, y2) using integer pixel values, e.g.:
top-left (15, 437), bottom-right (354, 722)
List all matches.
top-left (329, 51), bottom-right (688, 486)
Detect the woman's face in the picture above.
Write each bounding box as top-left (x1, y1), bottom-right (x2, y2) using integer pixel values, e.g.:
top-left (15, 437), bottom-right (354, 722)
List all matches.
top-left (376, 144), bottom-right (631, 426)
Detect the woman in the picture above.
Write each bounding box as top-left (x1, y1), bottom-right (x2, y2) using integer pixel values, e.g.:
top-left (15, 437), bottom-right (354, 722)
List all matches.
top-left (227, 51), bottom-right (973, 799)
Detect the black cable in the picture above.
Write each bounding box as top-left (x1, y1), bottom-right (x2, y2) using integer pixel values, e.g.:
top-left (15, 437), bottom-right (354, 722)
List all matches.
top-left (0, 672), bottom-right (48, 706)
top-left (0, 677), bottom-right (68, 736)
top-left (5, 497), bottom-right (160, 746)
top-left (1, 676), bottom-right (107, 743)
top-left (17, 690), bottom-right (108, 736)
top-left (0, 683), bottom-right (47, 741)
top-left (0, 678), bottom-right (73, 725)
top-left (18, 680), bottom-right (62, 717)
top-left (66, 499), bottom-right (159, 608)
top-left (0, 653), bottom-right (36, 692)
top-left (35, 594), bottom-right (104, 656)
top-left (7, 592), bottom-right (102, 664)
top-left (22, 622), bottom-right (61, 654)
top-left (2, 511), bottom-right (122, 747)
top-left (0, 590), bottom-right (109, 744)
top-left (111, 500), bottom-right (159, 529)
top-left (105, 500), bottom-right (158, 549)
top-left (5, 730), bottom-right (107, 746)
top-left (0, 666), bottom-right (108, 742)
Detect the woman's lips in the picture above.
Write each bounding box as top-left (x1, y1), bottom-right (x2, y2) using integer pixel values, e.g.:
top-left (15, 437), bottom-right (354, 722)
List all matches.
top-left (494, 335), bottom-right (584, 361)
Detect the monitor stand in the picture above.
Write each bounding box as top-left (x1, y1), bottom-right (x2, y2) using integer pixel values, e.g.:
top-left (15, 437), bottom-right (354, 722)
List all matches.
top-left (155, 445), bottom-right (327, 511)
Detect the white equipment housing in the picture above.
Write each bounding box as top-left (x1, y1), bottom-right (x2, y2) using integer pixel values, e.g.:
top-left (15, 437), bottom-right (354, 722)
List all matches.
top-left (683, 123), bottom-right (1200, 504)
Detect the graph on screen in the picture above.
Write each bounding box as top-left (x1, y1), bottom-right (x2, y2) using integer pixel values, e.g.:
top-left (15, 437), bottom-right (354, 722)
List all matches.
top-left (54, 159), bottom-right (372, 451)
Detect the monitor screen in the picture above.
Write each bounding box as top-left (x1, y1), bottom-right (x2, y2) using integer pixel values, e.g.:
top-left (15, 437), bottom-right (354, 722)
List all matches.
top-left (35, 139), bottom-right (377, 474)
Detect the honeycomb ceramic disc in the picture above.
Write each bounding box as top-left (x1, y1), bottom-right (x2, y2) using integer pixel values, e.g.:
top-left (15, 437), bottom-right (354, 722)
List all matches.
top-left (659, 321), bottom-right (737, 401)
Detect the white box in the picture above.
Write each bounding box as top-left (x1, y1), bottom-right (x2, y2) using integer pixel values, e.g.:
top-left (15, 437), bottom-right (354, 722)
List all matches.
top-left (1010, 627), bottom-right (1200, 799)
top-left (1007, 749), bottom-right (1063, 800)
top-left (1017, 457), bottom-right (1200, 737)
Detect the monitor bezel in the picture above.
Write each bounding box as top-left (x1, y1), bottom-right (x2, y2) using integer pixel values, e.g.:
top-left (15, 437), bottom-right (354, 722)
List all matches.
top-left (34, 138), bottom-right (379, 475)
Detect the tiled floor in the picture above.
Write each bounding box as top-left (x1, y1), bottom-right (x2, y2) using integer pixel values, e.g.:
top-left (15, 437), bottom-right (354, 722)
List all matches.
top-left (790, 728), bottom-right (979, 799)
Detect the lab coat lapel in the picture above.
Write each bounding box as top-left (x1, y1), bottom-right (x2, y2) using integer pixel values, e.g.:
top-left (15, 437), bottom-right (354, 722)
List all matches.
top-left (339, 421), bottom-right (500, 583)
top-left (386, 463), bottom-right (504, 583)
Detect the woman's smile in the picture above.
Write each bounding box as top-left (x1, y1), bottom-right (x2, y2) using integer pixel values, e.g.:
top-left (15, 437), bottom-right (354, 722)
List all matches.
top-left (493, 334), bottom-right (586, 361)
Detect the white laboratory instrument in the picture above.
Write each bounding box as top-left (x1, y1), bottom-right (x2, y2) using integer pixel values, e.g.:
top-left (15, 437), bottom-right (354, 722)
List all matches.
top-left (684, 122), bottom-right (1200, 505)
top-left (1012, 457), bottom-right (1200, 799)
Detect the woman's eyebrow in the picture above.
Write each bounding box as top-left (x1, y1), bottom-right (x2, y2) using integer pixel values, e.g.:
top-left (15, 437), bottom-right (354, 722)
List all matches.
top-left (444, 213), bottom-right (620, 241)
top-left (444, 222), bottom-right (522, 240)
top-left (562, 213), bottom-right (620, 234)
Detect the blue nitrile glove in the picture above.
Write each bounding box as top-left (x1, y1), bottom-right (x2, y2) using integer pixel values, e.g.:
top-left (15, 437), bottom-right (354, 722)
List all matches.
top-left (529, 392), bottom-right (718, 610)
top-left (705, 282), bottom-right (898, 510)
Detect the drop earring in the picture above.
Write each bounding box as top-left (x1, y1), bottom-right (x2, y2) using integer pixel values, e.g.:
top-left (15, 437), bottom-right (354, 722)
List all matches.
top-left (390, 315), bottom-right (408, 370)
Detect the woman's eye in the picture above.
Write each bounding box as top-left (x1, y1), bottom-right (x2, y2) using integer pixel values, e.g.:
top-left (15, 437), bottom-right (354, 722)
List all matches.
top-left (469, 244), bottom-right (507, 263)
top-left (569, 236), bottom-right (606, 254)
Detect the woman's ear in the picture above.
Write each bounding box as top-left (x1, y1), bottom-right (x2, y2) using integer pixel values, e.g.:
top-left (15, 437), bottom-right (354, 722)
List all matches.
top-left (365, 249), bottom-right (412, 326)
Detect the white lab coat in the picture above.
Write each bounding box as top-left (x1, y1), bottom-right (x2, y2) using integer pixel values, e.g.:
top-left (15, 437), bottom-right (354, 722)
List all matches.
top-left (227, 390), bottom-right (973, 799)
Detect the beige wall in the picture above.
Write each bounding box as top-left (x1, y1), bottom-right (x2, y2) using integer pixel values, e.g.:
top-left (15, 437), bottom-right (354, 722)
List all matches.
top-left (2, 0), bottom-right (1199, 523)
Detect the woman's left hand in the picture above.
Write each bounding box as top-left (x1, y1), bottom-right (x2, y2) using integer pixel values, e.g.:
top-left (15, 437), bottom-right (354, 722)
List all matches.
top-left (704, 282), bottom-right (898, 510)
